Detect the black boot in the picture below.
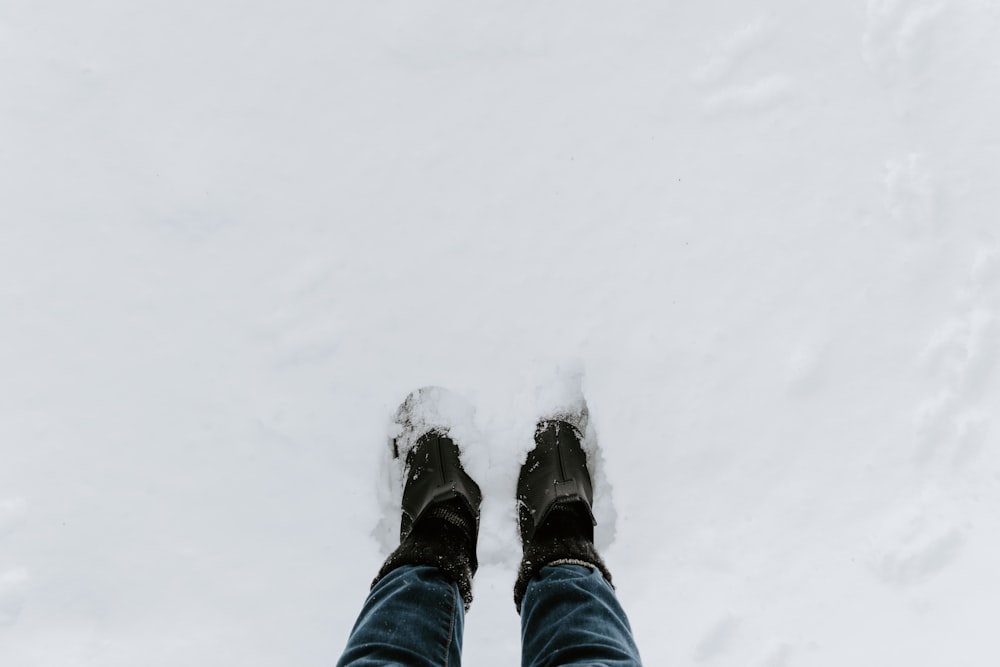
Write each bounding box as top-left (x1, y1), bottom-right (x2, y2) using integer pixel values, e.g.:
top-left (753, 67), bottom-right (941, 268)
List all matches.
top-left (372, 389), bottom-right (482, 609)
top-left (514, 419), bottom-right (613, 613)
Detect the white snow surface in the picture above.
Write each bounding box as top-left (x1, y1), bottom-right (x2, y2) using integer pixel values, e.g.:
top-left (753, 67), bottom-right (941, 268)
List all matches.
top-left (2, 1), bottom-right (1000, 665)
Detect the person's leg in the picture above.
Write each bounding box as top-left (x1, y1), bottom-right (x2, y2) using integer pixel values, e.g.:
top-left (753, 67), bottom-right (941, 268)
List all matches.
top-left (520, 564), bottom-right (641, 667)
top-left (337, 564), bottom-right (464, 667)
top-left (338, 387), bottom-right (482, 667)
top-left (515, 415), bottom-right (643, 667)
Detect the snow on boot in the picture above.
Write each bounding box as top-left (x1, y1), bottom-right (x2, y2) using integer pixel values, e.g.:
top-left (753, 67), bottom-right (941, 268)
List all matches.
top-left (372, 387), bottom-right (482, 609)
top-left (514, 418), bottom-right (613, 613)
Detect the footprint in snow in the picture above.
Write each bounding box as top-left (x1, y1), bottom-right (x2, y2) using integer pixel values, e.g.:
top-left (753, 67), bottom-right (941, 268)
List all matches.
top-left (883, 152), bottom-right (942, 236)
top-left (914, 244), bottom-right (999, 464)
top-left (863, 0), bottom-right (951, 84)
top-left (690, 16), bottom-right (794, 118)
top-left (868, 486), bottom-right (967, 587)
top-left (757, 644), bottom-right (793, 667)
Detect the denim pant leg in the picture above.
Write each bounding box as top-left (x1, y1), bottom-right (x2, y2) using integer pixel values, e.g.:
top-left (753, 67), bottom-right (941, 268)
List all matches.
top-left (337, 565), bottom-right (465, 667)
top-left (520, 564), bottom-right (642, 667)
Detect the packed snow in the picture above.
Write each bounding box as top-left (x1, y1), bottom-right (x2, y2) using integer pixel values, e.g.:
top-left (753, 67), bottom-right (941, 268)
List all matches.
top-left (2, 1), bottom-right (999, 665)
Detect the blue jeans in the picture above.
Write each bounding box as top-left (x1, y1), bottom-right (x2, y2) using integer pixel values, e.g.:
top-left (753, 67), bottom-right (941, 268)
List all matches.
top-left (337, 564), bottom-right (642, 667)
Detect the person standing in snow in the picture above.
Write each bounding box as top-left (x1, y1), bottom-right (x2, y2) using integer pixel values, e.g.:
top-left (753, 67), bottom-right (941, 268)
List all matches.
top-left (336, 387), bottom-right (642, 667)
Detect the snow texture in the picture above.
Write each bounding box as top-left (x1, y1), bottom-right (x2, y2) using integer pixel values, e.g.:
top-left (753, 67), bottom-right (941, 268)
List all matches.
top-left (2, 1), bottom-right (1000, 665)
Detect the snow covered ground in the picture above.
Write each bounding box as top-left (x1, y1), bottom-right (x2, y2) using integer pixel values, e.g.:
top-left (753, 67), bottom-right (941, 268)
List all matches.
top-left (3, 1), bottom-right (999, 665)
